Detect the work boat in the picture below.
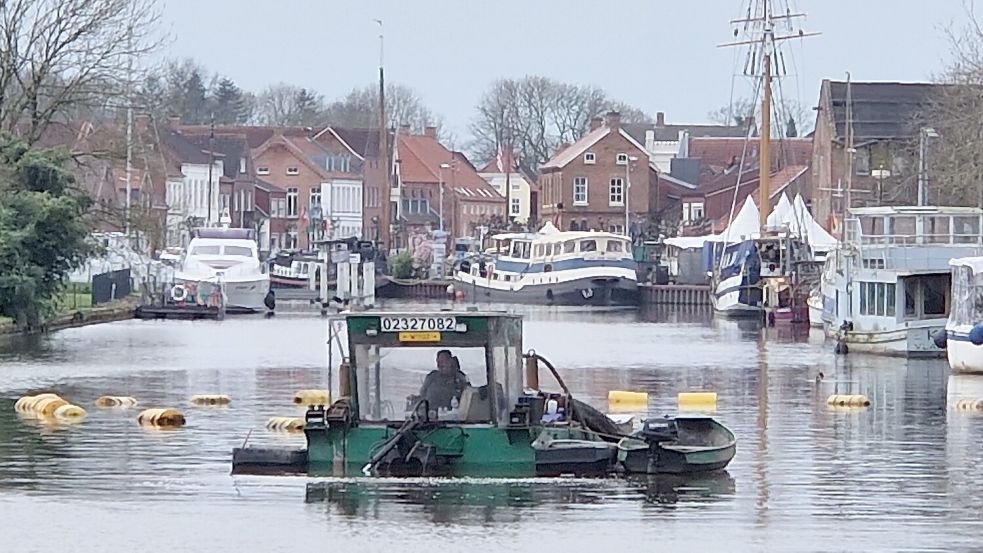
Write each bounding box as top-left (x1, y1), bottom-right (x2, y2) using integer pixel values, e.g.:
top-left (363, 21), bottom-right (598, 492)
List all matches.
top-left (173, 228), bottom-right (271, 312)
top-left (453, 230), bottom-right (638, 306)
top-left (232, 311), bottom-right (735, 477)
top-left (821, 206), bottom-right (983, 357)
top-left (944, 257), bottom-right (983, 373)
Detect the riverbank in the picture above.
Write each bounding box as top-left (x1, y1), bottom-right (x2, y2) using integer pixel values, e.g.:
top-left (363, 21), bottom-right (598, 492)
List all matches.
top-left (0, 296), bottom-right (138, 336)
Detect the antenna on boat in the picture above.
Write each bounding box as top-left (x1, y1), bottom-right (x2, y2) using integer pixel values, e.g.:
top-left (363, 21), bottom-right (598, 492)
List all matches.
top-left (719, 0), bottom-right (819, 231)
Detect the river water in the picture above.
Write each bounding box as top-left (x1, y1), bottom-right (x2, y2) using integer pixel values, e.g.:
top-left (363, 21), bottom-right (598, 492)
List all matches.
top-left (2, 301), bottom-right (982, 552)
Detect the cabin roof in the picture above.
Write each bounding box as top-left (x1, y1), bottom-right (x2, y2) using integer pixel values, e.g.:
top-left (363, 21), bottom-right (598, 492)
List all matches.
top-left (491, 231), bottom-right (629, 242)
top-left (849, 206), bottom-right (983, 216)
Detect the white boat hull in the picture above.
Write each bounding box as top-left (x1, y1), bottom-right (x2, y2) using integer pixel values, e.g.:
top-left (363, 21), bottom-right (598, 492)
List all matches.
top-left (174, 276), bottom-right (270, 312)
top-left (711, 273), bottom-right (762, 317)
top-left (807, 295), bottom-right (823, 328)
top-left (946, 325), bottom-right (983, 374)
top-left (826, 322), bottom-right (945, 358)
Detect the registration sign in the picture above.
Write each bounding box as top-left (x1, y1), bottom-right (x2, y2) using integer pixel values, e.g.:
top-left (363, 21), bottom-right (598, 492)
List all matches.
top-left (381, 316), bottom-right (456, 332)
top-left (398, 331), bottom-right (441, 342)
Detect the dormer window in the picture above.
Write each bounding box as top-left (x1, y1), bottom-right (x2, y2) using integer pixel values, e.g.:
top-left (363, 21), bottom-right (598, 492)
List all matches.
top-left (257, 166), bottom-right (270, 176)
top-left (584, 152), bottom-right (596, 165)
top-left (239, 157), bottom-right (247, 174)
top-left (616, 153), bottom-right (629, 165)
top-left (286, 167), bottom-right (299, 176)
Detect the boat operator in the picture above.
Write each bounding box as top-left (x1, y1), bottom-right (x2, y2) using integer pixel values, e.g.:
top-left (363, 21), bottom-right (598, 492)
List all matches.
top-left (416, 350), bottom-right (470, 409)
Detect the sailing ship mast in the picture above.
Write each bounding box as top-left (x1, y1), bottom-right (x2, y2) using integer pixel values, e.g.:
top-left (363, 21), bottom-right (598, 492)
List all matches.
top-left (720, 0), bottom-right (819, 230)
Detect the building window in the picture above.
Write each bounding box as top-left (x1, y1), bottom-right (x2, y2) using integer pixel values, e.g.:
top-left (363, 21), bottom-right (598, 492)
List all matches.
top-left (287, 187), bottom-right (298, 217)
top-left (616, 153), bottom-right (629, 165)
top-left (246, 190), bottom-right (253, 211)
top-left (855, 148), bottom-right (870, 176)
top-left (221, 193), bottom-right (230, 212)
top-left (682, 201), bottom-right (705, 223)
top-left (609, 178), bottom-right (624, 205)
top-left (287, 167), bottom-right (300, 176)
top-left (310, 186), bottom-right (321, 210)
top-left (239, 157), bottom-right (247, 174)
top-left (510, 198), bottom-right (520, 215)
top-left (574, 177), bottom-right (588, 205)
top-left (584, 152), bottom-right (596, 165)
top-left (257, 166), bottom-right (269, 175)
top-left (286, 229), bottom-right (298, 249)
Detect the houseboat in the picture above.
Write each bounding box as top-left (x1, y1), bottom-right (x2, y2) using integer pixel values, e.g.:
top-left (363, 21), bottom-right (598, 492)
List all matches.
top-left (821, 206), bottom-right (983, 357)
top-left (944, 257), bottom-right (983, 373)
top-left (453, 230), bottom-right (639, 306)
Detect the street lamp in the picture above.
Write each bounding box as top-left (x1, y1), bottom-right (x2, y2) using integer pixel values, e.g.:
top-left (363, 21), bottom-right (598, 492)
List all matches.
top-left (625, 156), bottom-right (639, 237)
top-left (438, 163), bottom-right (451, 232)
top-left (918, 127), bottom-right (939, 206)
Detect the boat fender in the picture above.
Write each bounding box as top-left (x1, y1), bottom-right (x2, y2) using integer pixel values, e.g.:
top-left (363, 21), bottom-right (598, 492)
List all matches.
top-left (931, 329), bottom-right (948, 349)
top-left (171, 284), bottom-right (188, 302)
top-left (969, 323), bottom-right (983, 346)
top-left (581, 288), bottom-right (594, 299)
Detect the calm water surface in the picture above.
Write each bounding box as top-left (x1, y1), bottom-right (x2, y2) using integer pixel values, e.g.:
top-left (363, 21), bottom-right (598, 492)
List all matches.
top-left (2, 301), bottom-right (982, 552)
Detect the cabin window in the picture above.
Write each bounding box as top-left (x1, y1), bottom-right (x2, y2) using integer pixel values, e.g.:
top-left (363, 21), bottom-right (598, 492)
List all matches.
top-left (954, 216), bottom-right (981, 244)
top-left (554, 243), bottom-right (562, 255)
top-left (925, 216), bottom-right (951, 244)
top-left (860, 216), bottom-right (885, 239)
top-left (580, 240), bottom-right (597, 252)
top-left (223, 246), bottom-right (252, 257)
top-left (886, 283), bottom-right (896, 316)
top-left (606, 240), bottom-right (623, 253)
top-left (191, 245), bottom-right (221, 255)
top-left (563, 240), bottom-right (576, 254)
top-left (889, 216), bottom-right (916, 244)
top-left (923, 275), bottom-right (948, 316)
top-left (860, 282), bottom-right (897, 316)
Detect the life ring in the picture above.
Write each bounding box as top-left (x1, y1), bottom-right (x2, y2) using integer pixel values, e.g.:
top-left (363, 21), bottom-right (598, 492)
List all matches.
top-left (171, 284), bottom-right (188, 302)
top-left (581, 288), bottom-right (594, 299)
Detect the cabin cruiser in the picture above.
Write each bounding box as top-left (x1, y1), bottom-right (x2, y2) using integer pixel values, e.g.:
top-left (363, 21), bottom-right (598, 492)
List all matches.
top-left (821, 206), bottom-right (983, 357)
top-left (173, 228), bottom-right (271, 312)
top-left (453, 230), bottom-right (638, 306)
top-left (269, 251), bottom-right (322, 289)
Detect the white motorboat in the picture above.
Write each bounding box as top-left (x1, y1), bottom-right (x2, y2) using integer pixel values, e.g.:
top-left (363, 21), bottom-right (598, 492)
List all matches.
top-left (173, 228), bottom-right (271, 312)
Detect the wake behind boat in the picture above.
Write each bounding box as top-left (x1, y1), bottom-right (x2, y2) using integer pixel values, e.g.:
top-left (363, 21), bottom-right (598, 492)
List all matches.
top-left (453, 226), bottom-right (638, 306)
top-left (173, 228), bottom-right (270, 312)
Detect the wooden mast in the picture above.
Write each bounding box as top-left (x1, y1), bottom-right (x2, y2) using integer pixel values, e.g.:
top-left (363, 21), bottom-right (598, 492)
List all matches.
top-left (759, 51), bottom-right (771, 230)
top-left (376, 19), bottom-right (391, 250)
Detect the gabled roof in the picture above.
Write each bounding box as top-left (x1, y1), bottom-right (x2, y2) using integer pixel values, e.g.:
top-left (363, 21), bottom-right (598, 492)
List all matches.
top-left (314, 126), bottom-right (385, 159)
top-left (701, 163), bottom-right (809, 198)
top-left (174, 130), bottom-right (254, 181)
top-left (397, 134), bottom-right (503, 201)
top-left (252, 133), bottom-right (332, 180)
top-left (825, 81), bottom-right (942, 141)
top-left (689, 137), bottom-right (812, 173)
top-left (541, 126), bottom-right (648, 170)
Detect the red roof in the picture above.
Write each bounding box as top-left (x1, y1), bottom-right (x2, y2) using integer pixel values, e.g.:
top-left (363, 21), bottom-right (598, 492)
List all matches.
top-left (398, 134), bottom-right (503, 201)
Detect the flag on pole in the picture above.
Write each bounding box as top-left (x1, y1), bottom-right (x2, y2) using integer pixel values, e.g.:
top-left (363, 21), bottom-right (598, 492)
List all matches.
top-left (495, 146), bottom-right (505, 173)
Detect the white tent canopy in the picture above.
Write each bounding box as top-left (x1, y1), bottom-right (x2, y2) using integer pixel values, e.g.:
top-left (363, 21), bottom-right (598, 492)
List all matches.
top-left (665, 193), bottom-right (838, 251)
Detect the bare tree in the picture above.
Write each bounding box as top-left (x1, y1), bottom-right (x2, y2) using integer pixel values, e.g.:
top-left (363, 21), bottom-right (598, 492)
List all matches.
top-left (707, 96), bottom-right (812, 137)
top-left (469, 76), bottom-right (652, 170)
top-left (920, 2), bottom-right (983, 207)
top-left (0, 0), bottom-right (164, 144)
top-left (322, 82), bottom-right (440, 134)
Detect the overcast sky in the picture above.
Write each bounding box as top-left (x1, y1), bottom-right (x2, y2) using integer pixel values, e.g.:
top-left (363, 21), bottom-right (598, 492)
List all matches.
top-left (160, 0), bottom-right (965, 139)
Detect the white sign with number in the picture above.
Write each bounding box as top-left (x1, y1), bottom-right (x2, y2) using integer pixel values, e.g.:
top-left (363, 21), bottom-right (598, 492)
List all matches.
top-left (380, 316), bottom-right (457, 332)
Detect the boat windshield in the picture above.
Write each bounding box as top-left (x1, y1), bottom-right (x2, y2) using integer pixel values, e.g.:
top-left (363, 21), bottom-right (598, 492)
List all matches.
top-left (223, 245), bottom-right (253, 257)
top-left (191, 245), bottom-right (221, 255)
top-left (951, 265), bottom-right (983, 325)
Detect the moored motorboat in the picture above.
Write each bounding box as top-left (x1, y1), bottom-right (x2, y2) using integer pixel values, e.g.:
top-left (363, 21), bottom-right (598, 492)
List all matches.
top-left (617, 416), bottom-right (736, 474)
top-left (173, 228), bottom-right (270, 312)
top-left (945, 256), bottom-right (983, 373)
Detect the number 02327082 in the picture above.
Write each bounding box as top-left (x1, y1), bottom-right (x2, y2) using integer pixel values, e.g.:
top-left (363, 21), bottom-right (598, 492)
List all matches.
top-left (380, 316), bottom-right (456, 332)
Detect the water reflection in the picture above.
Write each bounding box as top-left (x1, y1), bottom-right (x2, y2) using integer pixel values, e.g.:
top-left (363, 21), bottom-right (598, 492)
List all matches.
top-left (304, 472), bottom-right (737, 523)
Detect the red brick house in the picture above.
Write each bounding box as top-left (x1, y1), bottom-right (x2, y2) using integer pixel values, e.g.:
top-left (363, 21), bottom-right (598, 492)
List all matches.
top-left (539, 111), bottom-right (696, 237)
top-left (394, 127), bottom-right (505, 243)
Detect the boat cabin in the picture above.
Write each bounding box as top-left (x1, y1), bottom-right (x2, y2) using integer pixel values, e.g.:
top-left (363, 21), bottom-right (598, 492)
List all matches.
top-left (460, 231), bottom-right (633, 282)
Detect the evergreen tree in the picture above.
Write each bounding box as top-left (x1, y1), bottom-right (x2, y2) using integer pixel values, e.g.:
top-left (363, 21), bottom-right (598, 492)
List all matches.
top-left (786, 114), bottom-right (798, 138)
top-left (180, 69), bottom-right (208, 124)
top-left (213, 77), bottom-right (251, 124)
top-left (292, 88), bottom-right (322, 126)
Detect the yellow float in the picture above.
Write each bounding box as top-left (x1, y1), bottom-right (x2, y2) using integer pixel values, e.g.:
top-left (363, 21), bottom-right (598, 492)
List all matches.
top-left (137, 408), bottom-right (186, 427)
top-left (826, 394), bottom-right (871, 407)
top-left (95, 396), bottom-right (138, 408)
top-left (293, 390), bottom-right (330, 406)
top-left (190, 394), bottom-right (231, 406)
top-left (678, 392), bottom-right (718, 410)
top-left (266, 416), bottom-right (305, 432)
top-left (953, 398), bottom-right (983, 410)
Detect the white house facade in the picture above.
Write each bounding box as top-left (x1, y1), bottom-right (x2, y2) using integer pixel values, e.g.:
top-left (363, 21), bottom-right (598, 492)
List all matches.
top-left (165, 161), bottom-right (223, 247)
top-left (323, 178), bottom-right (363, 239)
top-left (479, 171), bottom-right (533, 224)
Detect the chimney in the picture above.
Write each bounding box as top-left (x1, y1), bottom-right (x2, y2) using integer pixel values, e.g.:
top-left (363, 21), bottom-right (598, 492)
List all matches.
top-left (134, 114), bottom-right (149, 135)
top-left (590, 117), bottom-right (603, 131)
top-left (424, 126), bottom-right (437, 139)
top-left (167, 115), bottom-right (181, 129)
top-left (605, 111), bottom-right (621, 130)
top-left (399, 124), bottom-right (411, 135)
top-left (656, 111), bottom-right (665, 126)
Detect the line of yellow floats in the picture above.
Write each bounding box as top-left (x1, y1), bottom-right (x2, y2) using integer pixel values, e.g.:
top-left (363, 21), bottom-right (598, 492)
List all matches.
top-left (12, 389), bottom-right (331, 431)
